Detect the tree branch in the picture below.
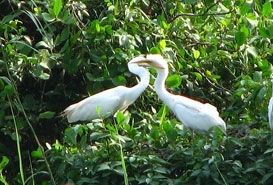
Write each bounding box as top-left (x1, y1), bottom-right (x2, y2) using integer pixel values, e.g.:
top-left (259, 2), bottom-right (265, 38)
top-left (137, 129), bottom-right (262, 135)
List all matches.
top-left (169, 1), bottom-right (234, 23)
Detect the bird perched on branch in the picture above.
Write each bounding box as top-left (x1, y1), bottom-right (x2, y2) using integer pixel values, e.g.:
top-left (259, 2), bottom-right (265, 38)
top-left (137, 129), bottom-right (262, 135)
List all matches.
top-left (131, 54), bottom-right (226, 132)
top-left (62, 57), bottom-right (150, 123)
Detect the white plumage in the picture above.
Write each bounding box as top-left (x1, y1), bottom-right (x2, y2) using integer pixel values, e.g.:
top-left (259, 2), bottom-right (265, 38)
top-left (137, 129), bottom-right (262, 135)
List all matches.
top-left (131, 54), bottom-right (226, 132)
top-left (268, 85), bottom-right (273, 130)
top-left (62, 57), bottom-right (150, 123)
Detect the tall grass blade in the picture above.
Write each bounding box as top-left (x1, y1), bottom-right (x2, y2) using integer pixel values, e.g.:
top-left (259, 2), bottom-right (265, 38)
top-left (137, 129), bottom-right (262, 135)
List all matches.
top-left (7, 95), bottom-right (25, 185)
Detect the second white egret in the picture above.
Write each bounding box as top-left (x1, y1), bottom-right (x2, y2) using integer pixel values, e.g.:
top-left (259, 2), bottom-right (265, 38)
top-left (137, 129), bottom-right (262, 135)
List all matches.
top-left (131, 54), bottom-right (226, 132)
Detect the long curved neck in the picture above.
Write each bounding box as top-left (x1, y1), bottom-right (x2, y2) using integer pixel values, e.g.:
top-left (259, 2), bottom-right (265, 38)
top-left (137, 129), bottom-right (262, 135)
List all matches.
top-left (128, 65), bottom-right (150, 99)
top-left (154, 68), bottom-right (172, 104)
top-left (131, 69), bottom-right (150, 93)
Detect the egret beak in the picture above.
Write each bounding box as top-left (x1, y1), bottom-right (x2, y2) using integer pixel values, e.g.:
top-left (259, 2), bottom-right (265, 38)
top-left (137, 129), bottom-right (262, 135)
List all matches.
top-left (129, 56), bottom-right (165, 69)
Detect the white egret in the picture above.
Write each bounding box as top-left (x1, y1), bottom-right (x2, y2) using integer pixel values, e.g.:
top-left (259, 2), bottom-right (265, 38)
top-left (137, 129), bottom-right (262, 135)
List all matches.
top-left (268, 80), bottom-right (273, 130)
top-left (131, 54), bottom-right (226, 132)
top-left (62, 57), bottom-right (150, 123)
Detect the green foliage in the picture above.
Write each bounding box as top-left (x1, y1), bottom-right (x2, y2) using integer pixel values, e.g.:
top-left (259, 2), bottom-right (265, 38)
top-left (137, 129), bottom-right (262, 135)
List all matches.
top-left (1, 0), bottom-right (273, 184)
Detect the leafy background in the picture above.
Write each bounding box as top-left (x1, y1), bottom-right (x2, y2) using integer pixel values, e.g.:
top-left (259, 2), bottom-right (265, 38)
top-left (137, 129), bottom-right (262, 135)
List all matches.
top-left (1, 0), bottom-right (273, 184)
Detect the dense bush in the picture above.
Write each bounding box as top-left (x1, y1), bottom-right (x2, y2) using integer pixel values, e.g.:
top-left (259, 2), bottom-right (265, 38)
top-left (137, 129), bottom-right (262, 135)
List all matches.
top-left (1, 0), bottom-right (273, 184)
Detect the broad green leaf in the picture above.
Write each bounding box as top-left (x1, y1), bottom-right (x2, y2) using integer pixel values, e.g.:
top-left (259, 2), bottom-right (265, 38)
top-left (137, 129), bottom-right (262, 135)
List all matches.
top-left (97, 162), bottom-right (111, 171)
top-left (31, 148), bottom-right (43, 159)
top-left (235, 31), bottom-right (246, 46)
top-left (262, 2), bottom-right (272, 17)
top-left (166, 74), bottom-right (182, 88)
top-left (53, 0), bottom-right (63, 17)
top-left (159, 40), bottom-right (166, 50)
top-left (193, 50), bottom-right (200, 59)
top-left (259, 26), bottom-right (269, 38)
top-left (150, 46), bottom-right (161, 54)
top-left (41, 12), bottom-right (55, 22)
top-left (246, 13), bottom-right (258, 27)
top-left (4, 84), bottom-right (14, 95)
top-left (239, 3), bottom-right (250, 15)
top-left (150, 127), bottom-right (160, 140)
top-left (39, 111), bottom-right (55, 119)
top-left (116, 111), bottom-right (125, 125)
top-left (240, 26), bottom-right (250, 37)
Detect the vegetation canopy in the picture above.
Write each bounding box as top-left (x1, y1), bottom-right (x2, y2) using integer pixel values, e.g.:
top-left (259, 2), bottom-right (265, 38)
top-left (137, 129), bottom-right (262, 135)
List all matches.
top-left (1, 0), bottom-right (273, 184)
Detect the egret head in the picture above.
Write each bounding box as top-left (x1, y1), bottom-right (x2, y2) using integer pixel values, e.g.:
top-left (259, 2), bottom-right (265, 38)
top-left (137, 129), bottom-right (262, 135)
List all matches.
top-left (128, 54), bottom-right (168, 70)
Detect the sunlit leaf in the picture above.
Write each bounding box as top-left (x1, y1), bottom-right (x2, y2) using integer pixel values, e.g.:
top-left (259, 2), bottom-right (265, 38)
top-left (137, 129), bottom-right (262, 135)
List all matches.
top-left (166, 74), bottom-right (182, 88)
top-left (150, 46), bottom-right (161, 54)
top-left (193, 50), bottom-right (200, 59)
top-left (0, 156), bottom-right (9, 170)
top-left (262, 2), bottom-right (272, 17)
top-left (53, 0), bottom-right (63, 17)
top-left (159, 40), bottom-right (166, 50)
top-left (31, 148), bottom-right (43, 159)
top-left (246, 46), bottom-right (257, 57)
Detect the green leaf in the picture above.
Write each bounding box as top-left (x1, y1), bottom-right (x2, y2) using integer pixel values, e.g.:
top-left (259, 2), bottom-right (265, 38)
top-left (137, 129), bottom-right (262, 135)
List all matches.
top-left (162, 121), bottom-right (177, 142)
top-left (235, 31), bottom-right (246, 46)
top-left (0, 156), bottom-right (9, 171)
top-left (39, 111), bottom-right (55, 119)
top-left (159, 40), bottom-right (166, 50)
top-left (240, 26), bottom-right (250, 37)
top-left (53, 0), bottom-right (63, 17)
top-left (150, 127), bottom-right (160, 140)
top-left (166, 74), bottom-right (182, 88)
top-left (4, 84), bottom-right (14, 95)
top-left (262, 2), bottom-right (272, 17)
top-left (41, 12), bottom-right (55, 22)
top-left (31, 148), bottom-right (43, 159)
top-left (192, 72), bottom-right (203, 81)
top-left (193, 50), bottom-right (200, 59)
top-left (116, 111), bottom-right (125, 125)
top-left (240, 3), bottom-right (250, 15)
top-left (246, 13), bottom-right (258, 27)
top-left (259, 26), bottom-right (269, 38)
top-left (97, 162), bottom-right (111, 171)
top-left (150, 47), bottom-right (161, 54)
top-left (246, 46), bottom-right (257, 57)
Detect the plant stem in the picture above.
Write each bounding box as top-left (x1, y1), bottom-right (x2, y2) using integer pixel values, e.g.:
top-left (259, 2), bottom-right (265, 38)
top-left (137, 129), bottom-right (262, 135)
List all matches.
top-left (120, 142), bottom-right (129, 185)
top-left (8, 95), bottom-right (25, 185)
top-left (215, 162), bottom-right (228, 185)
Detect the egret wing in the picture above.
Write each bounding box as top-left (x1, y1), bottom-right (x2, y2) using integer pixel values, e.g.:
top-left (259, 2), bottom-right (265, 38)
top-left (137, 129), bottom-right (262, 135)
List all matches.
top-left (64, 87), bottom-right (127, 122)
top-left (173, 99), bottom-right (225, 131)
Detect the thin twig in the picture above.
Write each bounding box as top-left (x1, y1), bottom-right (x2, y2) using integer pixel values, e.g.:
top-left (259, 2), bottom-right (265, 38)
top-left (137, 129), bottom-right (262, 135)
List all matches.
top-left (170, 10), bottom-right (233, 22)
top-left (169, 0), bottom-right (234, 23)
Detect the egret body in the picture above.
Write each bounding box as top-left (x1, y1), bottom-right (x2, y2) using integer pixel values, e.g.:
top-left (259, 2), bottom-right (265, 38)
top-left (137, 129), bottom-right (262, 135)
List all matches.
top-left (132, 54), bottom-right (226, 132)
top-left (63, 57), bottom-right (150, 123)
